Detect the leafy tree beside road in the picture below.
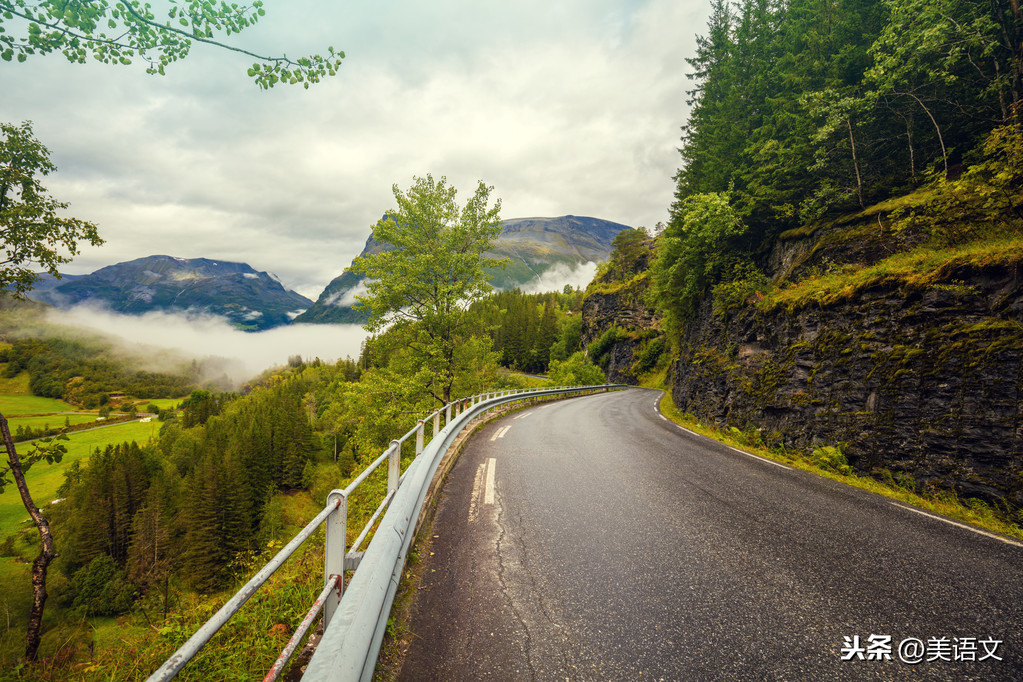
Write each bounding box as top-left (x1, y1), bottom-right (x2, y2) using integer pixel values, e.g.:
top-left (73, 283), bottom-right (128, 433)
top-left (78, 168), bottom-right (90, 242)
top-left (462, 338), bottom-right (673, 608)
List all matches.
top-left (350, 174), bottom-right (503, 405)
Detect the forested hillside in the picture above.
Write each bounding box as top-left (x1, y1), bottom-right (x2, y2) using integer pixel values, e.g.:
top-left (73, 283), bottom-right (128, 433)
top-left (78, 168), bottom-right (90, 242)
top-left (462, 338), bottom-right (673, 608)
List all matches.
top-left (1, 338), bottom-right (196, 407)
top-left (677, 0), bottom-right (1018, 237)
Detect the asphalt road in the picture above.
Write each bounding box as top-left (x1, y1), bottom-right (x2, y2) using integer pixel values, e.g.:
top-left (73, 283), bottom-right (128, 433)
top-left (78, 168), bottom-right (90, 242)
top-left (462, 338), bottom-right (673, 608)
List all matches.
top-left (399, 388), bottom-right (1023, 681)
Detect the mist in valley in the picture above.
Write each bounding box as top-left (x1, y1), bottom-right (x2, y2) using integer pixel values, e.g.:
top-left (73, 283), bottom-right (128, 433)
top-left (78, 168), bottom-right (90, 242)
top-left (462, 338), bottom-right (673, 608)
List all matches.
top-left (42, 305), bottom-right (369, 387)
top-left (25, 260), bottom-right (598, 389)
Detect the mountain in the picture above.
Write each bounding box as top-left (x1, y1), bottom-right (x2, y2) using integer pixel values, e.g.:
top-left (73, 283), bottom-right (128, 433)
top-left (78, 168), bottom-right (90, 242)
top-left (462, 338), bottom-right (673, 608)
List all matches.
top-left (293, 215), bottom-right (632, 325)
top-left (29, 255), bottom-right (312, 331)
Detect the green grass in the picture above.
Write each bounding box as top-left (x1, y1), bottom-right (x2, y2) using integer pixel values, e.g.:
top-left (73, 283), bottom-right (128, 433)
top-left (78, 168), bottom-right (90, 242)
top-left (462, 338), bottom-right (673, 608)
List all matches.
top-left (0, 370), bottom-right (31, 396)
top-left (761, 235), bottom-right (1023, 313)
top-left (135, 398), bottom-right (182, 411)
top-left (0, 395), bottom-right (77, 416)
top-left (652, 385), bottom-right (1023, 543)
top-left (8, 414), bottom-right (98, 431)
top-left (0, 420), bottom-right (162, 536)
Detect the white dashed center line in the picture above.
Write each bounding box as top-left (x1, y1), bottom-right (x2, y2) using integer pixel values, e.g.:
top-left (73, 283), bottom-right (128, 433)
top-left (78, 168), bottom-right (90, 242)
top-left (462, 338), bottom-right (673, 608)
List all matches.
top-left (484, 457), bottom-right (496, 505)
top-left (468, 458), bottom-right (497, 523)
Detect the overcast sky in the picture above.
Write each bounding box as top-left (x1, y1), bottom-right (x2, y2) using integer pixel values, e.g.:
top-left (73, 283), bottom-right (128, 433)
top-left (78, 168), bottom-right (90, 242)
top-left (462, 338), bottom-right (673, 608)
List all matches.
top-left (2, 0), bottom-right (708, 300)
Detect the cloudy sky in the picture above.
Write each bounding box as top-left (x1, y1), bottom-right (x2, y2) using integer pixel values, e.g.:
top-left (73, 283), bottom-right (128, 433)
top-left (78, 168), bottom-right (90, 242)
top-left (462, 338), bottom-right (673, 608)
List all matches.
top-left (2, 0), bottom-right (709, 301)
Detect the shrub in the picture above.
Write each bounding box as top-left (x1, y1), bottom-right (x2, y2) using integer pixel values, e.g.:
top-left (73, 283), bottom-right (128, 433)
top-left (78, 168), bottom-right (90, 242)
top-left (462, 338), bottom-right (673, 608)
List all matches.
top-left (712, 262), bottom-right (770, 319)
top-left (548, 352), bottom-right (606, 386)
top-left (809, 445), bottom-right (852, 475)
top-left (587, 327), bottom-right (627, 370)
top-left (634, 335), bottom-right (666, 374)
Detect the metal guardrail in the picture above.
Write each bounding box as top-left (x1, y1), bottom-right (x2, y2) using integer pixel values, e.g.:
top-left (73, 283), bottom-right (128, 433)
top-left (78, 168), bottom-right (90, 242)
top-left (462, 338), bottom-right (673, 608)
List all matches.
top-left (147, 384), bottom-right (624, 681)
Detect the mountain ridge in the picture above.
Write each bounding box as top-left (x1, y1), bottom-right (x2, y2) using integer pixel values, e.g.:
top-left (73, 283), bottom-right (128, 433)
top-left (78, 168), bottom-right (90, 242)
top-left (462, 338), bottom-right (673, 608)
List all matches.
top-left (29, 255), bottom-right (312, 331)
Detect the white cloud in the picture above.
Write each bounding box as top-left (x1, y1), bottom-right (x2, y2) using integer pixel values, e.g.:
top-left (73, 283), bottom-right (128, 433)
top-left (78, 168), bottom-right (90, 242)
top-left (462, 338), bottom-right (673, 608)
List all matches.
top-left (0, 0), bottom-right (708, 300)
top-left (336, 280), bottom-right (369, 308)
top-left (520, 262), bottom-right (600, 295)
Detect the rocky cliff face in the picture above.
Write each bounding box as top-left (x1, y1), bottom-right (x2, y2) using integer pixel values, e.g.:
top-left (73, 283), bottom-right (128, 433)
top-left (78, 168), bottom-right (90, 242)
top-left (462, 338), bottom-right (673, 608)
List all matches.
top-left (670, 260), bottom-right (1023, 507)
top-left (580, 279), bottom-right (659, 384)
top-left (580, 233), bottom-right (660, 384)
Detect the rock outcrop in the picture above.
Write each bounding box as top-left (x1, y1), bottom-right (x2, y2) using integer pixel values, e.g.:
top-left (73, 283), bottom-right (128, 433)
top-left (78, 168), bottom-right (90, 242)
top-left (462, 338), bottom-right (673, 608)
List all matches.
top-left (580, 231), bottom-right (661, 384)
top-left (671, 259), bottom-right (1023, 506)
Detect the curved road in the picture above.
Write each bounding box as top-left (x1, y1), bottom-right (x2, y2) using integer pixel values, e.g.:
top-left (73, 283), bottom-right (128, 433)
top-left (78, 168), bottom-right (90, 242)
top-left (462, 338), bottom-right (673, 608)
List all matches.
top-left (400, 389), bottom-right (1023, 680)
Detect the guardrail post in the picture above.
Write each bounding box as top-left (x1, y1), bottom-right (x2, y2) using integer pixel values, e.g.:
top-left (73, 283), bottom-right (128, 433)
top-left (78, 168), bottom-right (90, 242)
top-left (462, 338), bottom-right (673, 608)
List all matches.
top-left (416, 420), bottom-right (425, 457)
top-left (445, 403), bottom-right (452, 424)
top-left (388, 440), bottom-right (400, 493)
top-left (324, 489), bottom-right (347, 628)
top-left (433, 411), bottom-right (440, 438)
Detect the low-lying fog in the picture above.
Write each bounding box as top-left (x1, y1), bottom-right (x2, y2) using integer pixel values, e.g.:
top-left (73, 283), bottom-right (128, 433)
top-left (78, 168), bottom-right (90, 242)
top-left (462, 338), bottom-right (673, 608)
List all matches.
top-left (39, 262), bottom-right (599, 387)
top-left (45, 306), bottom-right (369, 386)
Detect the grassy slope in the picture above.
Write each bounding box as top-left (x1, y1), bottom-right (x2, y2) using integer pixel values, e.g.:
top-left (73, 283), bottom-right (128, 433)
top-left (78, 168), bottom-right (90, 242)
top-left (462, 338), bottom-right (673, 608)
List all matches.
top-left (0, 370), bottom-right (31, 396)
top-left (135, 398), bottom-right (181, 411)
top-left (763, 234), bottom-right (1023, 312)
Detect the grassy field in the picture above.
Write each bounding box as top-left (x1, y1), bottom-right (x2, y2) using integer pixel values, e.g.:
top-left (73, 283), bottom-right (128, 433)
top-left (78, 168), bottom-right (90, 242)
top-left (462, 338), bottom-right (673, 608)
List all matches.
top-left (0, 394), bottom-right (78, 416)
top-left (134, 398), bottom-right (182, 411)
top-left (8, 414), bottom-right (99, 431)
top-left (0, 419), bottom-right (162, 535)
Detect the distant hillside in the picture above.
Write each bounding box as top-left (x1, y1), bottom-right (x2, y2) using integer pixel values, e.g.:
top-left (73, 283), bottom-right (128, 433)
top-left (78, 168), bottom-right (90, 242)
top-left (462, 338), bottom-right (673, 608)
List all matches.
top-left (29, 255), bottom-right (312, 331)
top-left (294, 215), bottom-right (631, 325)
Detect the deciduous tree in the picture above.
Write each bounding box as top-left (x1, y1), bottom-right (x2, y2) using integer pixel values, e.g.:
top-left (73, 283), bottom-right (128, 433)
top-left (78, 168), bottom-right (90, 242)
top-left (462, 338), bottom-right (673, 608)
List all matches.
top-left (350, 174), bottom-right (503, 405)
top-left (0, 121), bottom-right (102, 296)
top-left (0, 120), bottom-right (103, 662)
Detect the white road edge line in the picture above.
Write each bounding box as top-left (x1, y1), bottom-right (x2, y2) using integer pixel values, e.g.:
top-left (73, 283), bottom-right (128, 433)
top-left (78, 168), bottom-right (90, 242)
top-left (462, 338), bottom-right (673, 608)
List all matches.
top-left (490, 425), bottom-right (511, 441)
top-left (727, 446), bottom-right (791, 470)
top-left (655, 398), bottom-right (790, 470)
top-left (484, 457), bottom-right (496, 505)
top-left (890, 502), bottom-right (1023, 548)
top-left (671, 423), bottom-right (790, 470)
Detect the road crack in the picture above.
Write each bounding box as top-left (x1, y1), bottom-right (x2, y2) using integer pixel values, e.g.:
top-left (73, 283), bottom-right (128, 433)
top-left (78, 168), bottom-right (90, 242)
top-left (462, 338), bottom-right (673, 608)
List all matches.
top-left (495, 487), bottom-right (578, 678)
top-left (493, 487), bottom-right (540, 680)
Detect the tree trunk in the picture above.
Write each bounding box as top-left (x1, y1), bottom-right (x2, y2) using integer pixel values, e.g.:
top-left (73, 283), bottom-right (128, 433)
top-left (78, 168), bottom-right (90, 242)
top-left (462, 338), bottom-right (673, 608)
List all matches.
top-left (0, 413), bottom-right (56, 662)
top-left (847, 119), bottom-right (865, 208)
top-left (899, 91), bottom-right (948, 175)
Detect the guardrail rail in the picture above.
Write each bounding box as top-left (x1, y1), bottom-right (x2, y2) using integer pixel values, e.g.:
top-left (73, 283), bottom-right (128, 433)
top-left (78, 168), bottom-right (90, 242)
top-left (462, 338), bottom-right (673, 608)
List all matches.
top-left (147, 384), bottom-right (625, 681)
